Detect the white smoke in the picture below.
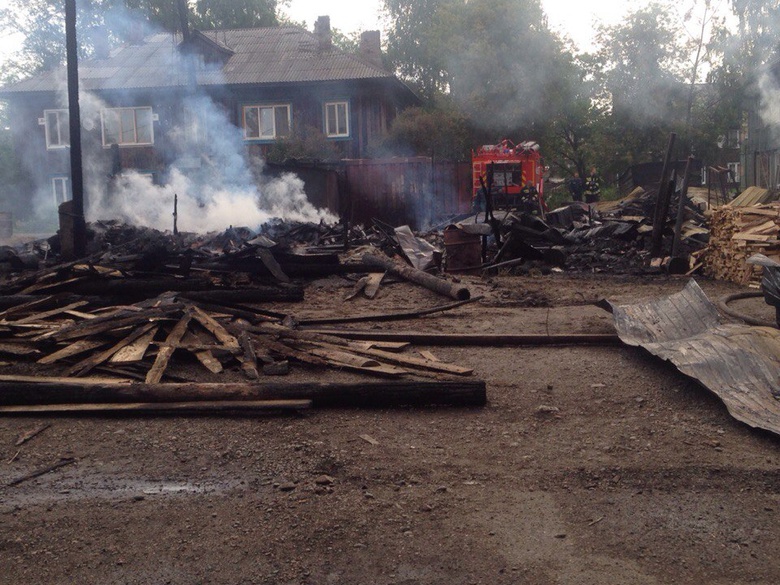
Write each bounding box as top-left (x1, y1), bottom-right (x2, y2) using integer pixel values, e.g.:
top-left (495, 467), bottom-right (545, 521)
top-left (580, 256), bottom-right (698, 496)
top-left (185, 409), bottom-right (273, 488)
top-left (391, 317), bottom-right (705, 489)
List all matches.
top-left (23, 17), bottom-right (337, 234)
top-left (86, 92), bottom-right (337, 232)
top-left (95, 166), bottom-right (335, 233)
top-left (758, 70), bottom-right (780, 139)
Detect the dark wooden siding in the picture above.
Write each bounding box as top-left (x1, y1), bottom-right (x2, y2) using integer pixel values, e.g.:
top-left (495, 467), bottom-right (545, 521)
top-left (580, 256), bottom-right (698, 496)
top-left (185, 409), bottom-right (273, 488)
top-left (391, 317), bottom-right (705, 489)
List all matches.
top-left (343, 158), bottom-right (471, 229)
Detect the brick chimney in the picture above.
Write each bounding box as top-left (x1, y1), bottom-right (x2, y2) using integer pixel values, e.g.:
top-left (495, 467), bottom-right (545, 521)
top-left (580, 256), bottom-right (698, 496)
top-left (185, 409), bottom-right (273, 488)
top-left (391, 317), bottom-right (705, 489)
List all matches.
top-left (359, 30), bottom-right (382, 67)
top-left (314, 15), bottom-right (331, 51)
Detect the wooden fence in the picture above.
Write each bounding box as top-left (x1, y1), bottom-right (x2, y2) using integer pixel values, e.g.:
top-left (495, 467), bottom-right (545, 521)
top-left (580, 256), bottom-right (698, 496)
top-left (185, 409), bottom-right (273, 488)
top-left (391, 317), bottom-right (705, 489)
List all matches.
top-left (274, 158), bottom-right (472, 230)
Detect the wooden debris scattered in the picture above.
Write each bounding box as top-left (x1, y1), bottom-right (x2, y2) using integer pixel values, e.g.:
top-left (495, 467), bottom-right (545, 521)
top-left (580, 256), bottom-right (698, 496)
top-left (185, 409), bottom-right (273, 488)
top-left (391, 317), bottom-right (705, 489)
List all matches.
top-left (15, 423), bottom-right (51, 446)
top-left (0, 222), bottom-right (497, 414)
top-left (8, 457), bottom-right (76, 487)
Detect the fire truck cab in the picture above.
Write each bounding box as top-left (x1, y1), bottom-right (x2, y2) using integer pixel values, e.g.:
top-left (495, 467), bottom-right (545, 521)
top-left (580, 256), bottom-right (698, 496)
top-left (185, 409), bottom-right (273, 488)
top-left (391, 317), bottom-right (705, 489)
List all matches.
top-left (471, 139), bottom-right (546, 214)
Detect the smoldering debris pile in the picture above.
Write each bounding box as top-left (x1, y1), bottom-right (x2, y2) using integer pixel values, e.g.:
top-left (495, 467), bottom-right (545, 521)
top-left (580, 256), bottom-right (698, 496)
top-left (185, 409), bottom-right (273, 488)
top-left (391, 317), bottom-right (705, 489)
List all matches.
top-left (453, 186), bottom-right (710, 276)
top-left (0, 219), bottom-right (486, 414)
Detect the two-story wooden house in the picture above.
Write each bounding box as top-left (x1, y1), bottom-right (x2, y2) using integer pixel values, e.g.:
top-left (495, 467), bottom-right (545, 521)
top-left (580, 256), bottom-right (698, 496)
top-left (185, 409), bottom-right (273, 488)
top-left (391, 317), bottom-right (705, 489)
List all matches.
top-left (0, 16), bottom-right (419, 211)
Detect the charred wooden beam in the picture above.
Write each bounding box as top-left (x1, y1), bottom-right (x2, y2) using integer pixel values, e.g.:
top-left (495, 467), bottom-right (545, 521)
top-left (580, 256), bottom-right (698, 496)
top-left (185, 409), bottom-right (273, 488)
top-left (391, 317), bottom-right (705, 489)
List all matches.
top-left (0, 377), bottom-right (488, 408)
top-left (301, 329), bottom-right (621, 346)
top-left (650, 133), bottom-right (677, 257)
top-left (296, 296), bottom-right (482, 326)
top-left (179, 286), bottom-right (303, 304)
top-left (362, 252), bottom-right (470, 301)
top-left (0, 400), bottom-right (311, 416)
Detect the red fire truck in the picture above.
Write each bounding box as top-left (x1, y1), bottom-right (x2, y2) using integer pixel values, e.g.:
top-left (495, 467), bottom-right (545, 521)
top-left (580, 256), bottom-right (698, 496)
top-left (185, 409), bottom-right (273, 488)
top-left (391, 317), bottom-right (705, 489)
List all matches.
top-left (471, 139), bottom-right (546, 213)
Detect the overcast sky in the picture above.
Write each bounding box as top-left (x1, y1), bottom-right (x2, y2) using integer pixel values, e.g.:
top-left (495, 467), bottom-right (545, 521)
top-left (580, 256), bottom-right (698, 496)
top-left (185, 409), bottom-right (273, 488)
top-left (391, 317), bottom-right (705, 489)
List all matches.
top-left (0, 0), bottom-right (727, 66)
top-left (282, 0), bottom-right (657, 52)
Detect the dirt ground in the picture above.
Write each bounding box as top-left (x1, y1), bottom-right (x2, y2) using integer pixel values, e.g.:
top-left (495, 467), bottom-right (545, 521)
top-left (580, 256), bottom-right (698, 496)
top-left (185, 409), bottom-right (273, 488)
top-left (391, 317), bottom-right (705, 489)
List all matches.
top-left (1, 270), bottom-right (779, 585)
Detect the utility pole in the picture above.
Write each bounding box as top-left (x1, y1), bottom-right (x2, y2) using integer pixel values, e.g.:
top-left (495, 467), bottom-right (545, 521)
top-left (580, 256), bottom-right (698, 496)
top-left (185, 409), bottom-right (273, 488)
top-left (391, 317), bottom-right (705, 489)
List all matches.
top-left (65, 0), bottom-right (87, 258)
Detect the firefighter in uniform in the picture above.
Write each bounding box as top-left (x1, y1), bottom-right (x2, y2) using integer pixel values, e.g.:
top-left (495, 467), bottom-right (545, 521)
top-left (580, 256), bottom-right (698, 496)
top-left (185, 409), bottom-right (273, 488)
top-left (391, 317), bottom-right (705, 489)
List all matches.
top-left (568, 172), bottom-right (584, 202)
top-left (584, 168), bottom-right (601, 203)
top-left (518, 181), bottom-right (539, 214)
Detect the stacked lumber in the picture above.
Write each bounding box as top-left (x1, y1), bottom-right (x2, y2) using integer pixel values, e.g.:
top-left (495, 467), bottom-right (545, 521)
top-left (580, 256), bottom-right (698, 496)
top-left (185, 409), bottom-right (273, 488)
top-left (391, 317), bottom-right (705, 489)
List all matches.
top-left (703, 203), bottom-right (780, 285)
top-left (727, 186), bottom-right (775, 208)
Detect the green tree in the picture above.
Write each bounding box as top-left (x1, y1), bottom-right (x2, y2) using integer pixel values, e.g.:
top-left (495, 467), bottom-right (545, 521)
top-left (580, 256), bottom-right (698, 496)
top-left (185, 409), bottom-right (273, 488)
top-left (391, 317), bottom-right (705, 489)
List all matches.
top-left (0, 0), bottom-right (283, 84)
top-left (444, 0), bottom-right (566, 136)
top-left (375, 98), bottom-right (474, 160)
top-left (541, 56), bottom-right (604, 178)
top-left (728, 0), bottom-right (780, 68)
top-left (192, 0), bottom-right (278, 30)
top-left (383, 0), bottom-right (460, 101)
top-left (384, 0), bottom-right (578, 141)
top-left (265, 123), bottom-right (339, 163)
top-left (583, 2), bottom-right (692, 176)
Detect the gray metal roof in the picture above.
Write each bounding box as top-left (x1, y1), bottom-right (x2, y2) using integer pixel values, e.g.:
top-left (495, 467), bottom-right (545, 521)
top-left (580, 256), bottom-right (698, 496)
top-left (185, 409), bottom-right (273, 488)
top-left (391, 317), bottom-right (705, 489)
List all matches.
top-left (1, 26), bottom-right (397, 94)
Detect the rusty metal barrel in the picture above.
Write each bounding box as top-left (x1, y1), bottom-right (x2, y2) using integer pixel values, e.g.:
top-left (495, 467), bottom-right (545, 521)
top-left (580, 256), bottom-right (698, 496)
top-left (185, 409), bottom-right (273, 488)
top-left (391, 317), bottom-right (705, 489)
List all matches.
top-left (443, 225), bottom-right (482, 274)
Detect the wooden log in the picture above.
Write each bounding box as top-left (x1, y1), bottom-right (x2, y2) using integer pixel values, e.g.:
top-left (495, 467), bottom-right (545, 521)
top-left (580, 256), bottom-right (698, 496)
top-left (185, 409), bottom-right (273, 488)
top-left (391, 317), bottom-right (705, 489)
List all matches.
top-left (0, 341), bottom-right (43, 357)
top-left (40, 277), bottom-right (306, 303)
top-left (10, 301), bottom-right (90, 324)
top-left (297, 296), bottom-right (482, 326)
top-left (257, 248), bottom-right (290, 283)
top-left (181, 330), bottom-right (224, 374)
top-left (301, 329), bottom-right (622, 346)
top-left (189, 305), bottom-right (240, 349)
top-left (198, 260), bottom-right (377, 277)
top-left (0, 400), bottom-right (311, 415)
top-left (38, 340), bottom-right (105, 364)
top-left (304, 339), bottom-right (473, 376)
top-left (43, 303), bottom-right (184, 342)
top-left (672, 155), bottom-right (694, 258)
top-left (362, 251), bottom-right (471, 301)
top-left (0, 378), bottom-right (488, 408)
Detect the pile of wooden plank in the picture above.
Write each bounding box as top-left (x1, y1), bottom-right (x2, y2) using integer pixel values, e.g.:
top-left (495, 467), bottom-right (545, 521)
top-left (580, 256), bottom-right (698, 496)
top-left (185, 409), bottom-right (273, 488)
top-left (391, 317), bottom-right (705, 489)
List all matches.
top-left (0, 281), bottom-right (486, 413)
top-left (727, 186), bottom-right (776, 208)
top-left (0, 294), bottom-right (476, 382)
top-left (703, 203), bottom-right (780, 285)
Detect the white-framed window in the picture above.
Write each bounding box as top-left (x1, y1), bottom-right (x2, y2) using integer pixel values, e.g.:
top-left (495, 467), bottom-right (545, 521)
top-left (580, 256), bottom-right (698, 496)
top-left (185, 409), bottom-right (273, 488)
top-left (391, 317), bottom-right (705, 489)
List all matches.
top-left (324, 101), bottom-right (349, 138)
top-left (101, 106), bottom-right (155, 146)
top-left (40, 109), bottom-right (70, 149)
top-left (242, 104), bottom-right (291, 140)
top-left (727, 129), bottom-right (741, 149)
top-left (727, 162), bottom-right (741, 183)
top-left (52, 176), bottom-right (71, 206)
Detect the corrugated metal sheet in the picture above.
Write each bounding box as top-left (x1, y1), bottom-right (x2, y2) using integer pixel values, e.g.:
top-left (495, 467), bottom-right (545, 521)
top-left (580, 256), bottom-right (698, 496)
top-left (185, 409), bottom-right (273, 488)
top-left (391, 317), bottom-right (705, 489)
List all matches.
top-left (610, 280), bottom-right (780, 435)
top-left (1, 27), bottom-right (396, 94)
